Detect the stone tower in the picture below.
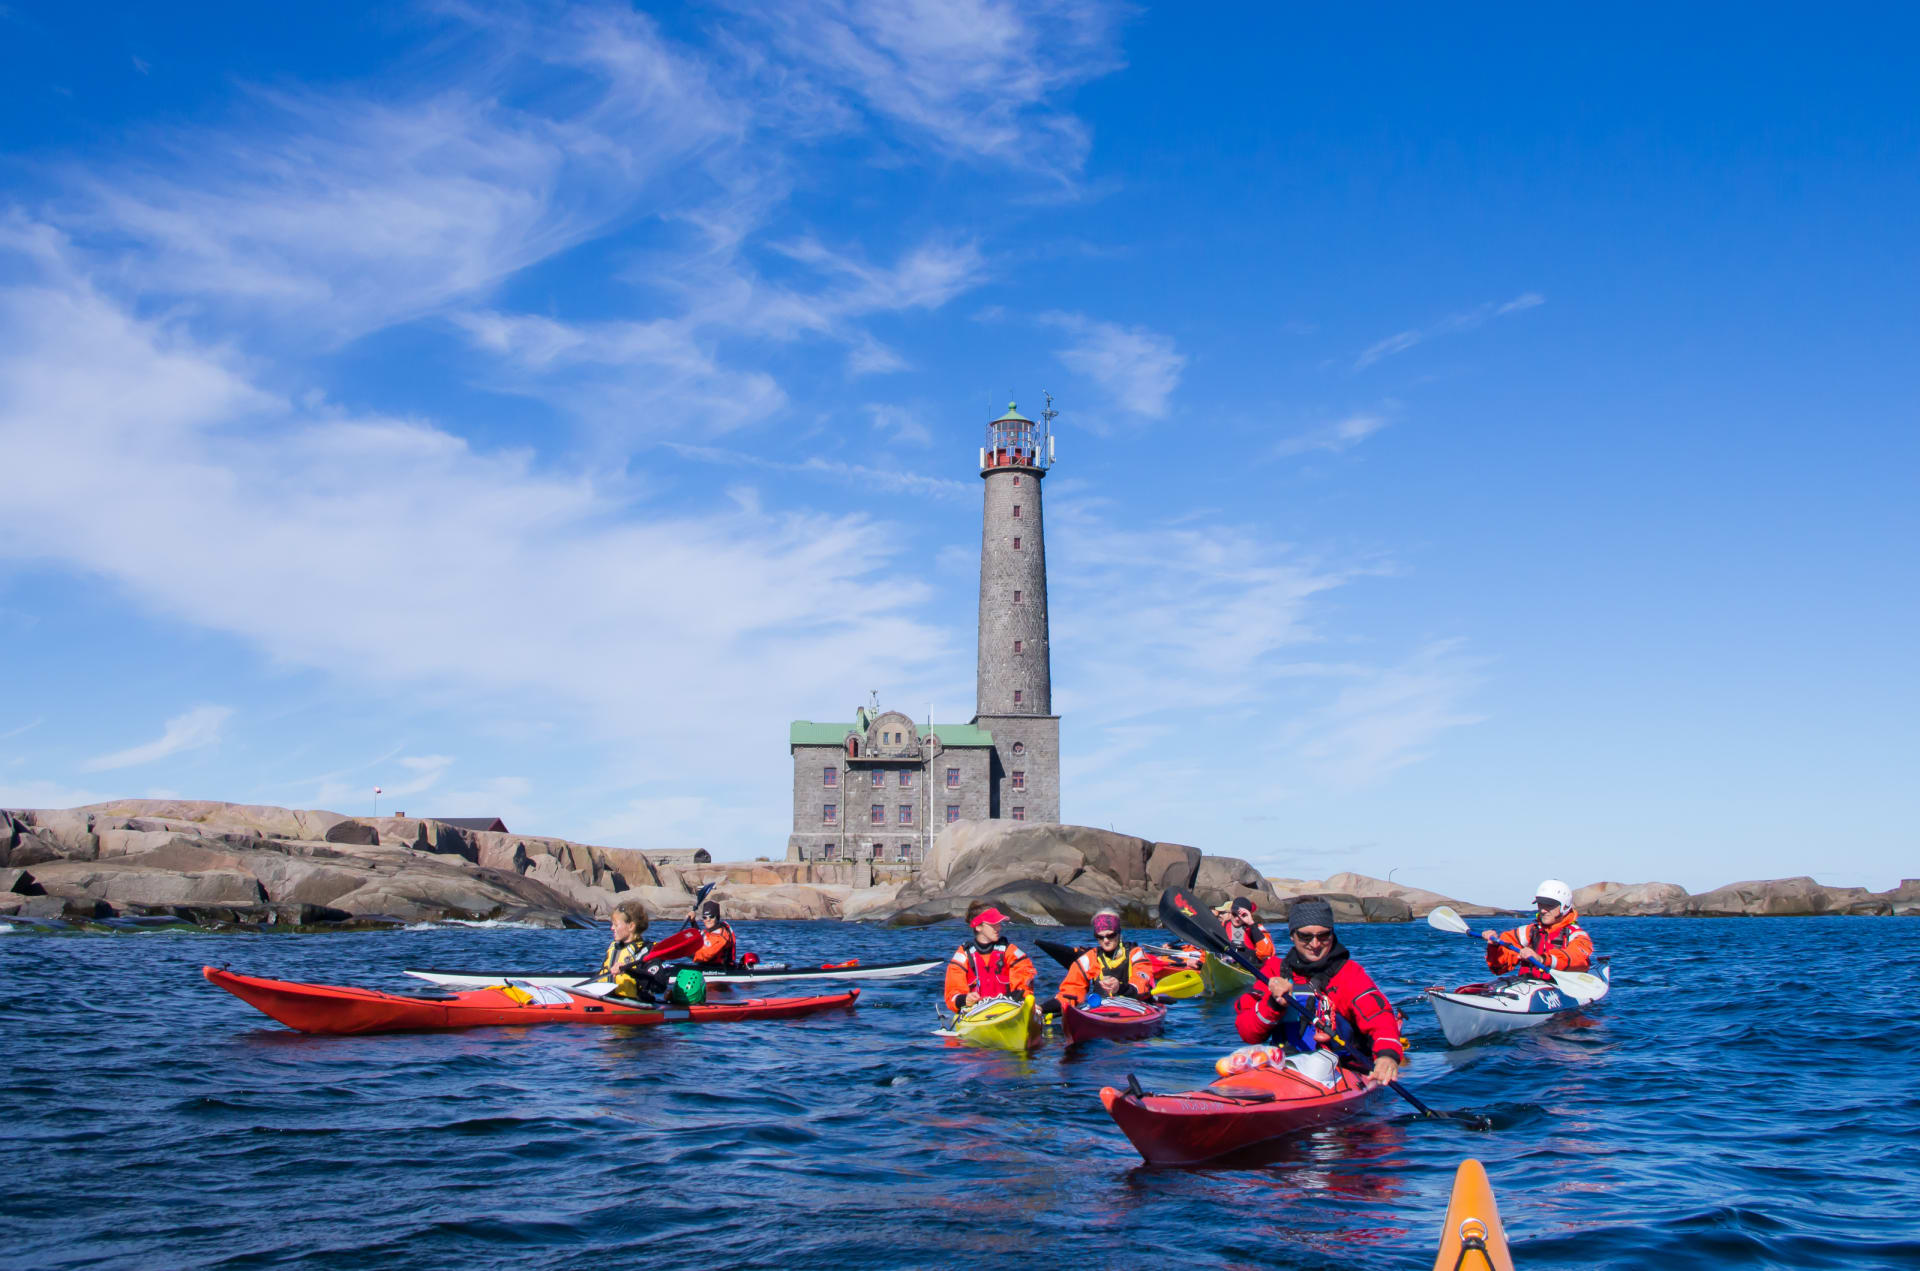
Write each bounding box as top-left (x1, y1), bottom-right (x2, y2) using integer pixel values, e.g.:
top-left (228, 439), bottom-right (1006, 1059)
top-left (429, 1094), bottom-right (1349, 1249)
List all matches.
top-left (971, 399), bottom-right (1060, 823)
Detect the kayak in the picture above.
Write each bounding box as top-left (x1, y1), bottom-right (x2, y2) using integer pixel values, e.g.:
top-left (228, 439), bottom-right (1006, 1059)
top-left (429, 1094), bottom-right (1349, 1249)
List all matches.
top-left (1100, 1060), bottom-right (1377, 1165)
top-left (1149, 968), bottom-right (1203, 1000)
top-left (1063, 997), bottom-right (1167, 1043)
top-left (1433, 1158), bottom-right (1515, 1270)
top-left (404, 956), bottom-right (940, 990)
top-left (951, 993), bottom-right (1042, 1051)
top-left (205, 966), bottom-right (858, 1035)
top-left (1197, 952), bottom-right (1257, 998)
top-left (1427, 963), bottom-right (1610, 1046)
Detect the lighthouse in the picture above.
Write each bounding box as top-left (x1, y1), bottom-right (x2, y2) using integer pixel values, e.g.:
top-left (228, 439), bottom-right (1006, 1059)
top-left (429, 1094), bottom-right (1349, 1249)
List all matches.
top-left (970, 398), bottom-right (1060, 823)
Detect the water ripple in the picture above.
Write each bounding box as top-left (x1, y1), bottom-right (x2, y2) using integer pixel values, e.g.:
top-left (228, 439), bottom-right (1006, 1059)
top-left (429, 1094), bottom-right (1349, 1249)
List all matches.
top-left (5, 916), bottom-right (1918, 1268)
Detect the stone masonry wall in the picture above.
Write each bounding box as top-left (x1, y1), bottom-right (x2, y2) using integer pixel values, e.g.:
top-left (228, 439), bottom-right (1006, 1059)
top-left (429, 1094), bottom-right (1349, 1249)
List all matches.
top-left (974, 713), bottom-right (1060, 824)
top-left (976, 464), bottom-right (1051, 717)
top-left (789, 741), bottom-right (993, 862)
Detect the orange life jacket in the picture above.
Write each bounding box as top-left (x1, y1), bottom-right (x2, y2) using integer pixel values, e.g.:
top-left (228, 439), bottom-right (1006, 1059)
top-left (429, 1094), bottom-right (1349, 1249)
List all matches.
top-left (1489, 909), bottom-right (1593, 977)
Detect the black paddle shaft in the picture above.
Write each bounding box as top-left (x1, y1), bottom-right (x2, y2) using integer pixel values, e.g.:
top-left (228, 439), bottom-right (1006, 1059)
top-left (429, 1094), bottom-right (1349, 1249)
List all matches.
top-left (1154, 887), bottom-right (1458, 1122)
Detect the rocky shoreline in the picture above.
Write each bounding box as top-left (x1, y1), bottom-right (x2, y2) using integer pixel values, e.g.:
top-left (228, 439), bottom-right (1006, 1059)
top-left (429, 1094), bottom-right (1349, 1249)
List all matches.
top-left (2, 801), bottom-right (1913, 932)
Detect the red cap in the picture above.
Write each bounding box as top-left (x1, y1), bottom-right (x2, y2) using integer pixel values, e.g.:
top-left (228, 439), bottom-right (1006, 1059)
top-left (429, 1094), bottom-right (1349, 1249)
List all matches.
top-left (969, 906), bottom-right (1010, 928)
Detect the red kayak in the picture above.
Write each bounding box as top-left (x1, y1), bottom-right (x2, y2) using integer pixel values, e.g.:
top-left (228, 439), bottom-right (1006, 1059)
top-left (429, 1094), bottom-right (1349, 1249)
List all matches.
top-left (1062, 999), bottom-right (1168, 1043)
top-left (1099, 1063), bottom-right (1378, 1165)
top-left (204, 966), bottom-right (859, 1036)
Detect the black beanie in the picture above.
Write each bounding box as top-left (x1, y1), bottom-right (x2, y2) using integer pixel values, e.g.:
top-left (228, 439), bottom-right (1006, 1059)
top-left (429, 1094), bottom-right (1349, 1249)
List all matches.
top-left (1286, 896), bottom-right (1336, 934)
top-left (700, 900), bottom-right (721, 919)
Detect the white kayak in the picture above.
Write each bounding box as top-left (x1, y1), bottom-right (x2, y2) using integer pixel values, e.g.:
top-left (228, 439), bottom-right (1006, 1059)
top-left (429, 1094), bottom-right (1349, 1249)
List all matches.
top-left (1427, 963), bottom-right (1611, 1046)
top-left (404, 956), bottom-right (941, 990)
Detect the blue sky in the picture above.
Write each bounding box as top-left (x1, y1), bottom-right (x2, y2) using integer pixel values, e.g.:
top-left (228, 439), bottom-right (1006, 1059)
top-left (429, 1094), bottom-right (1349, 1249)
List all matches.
top-left (2, 2), bottom-right (1914, 901)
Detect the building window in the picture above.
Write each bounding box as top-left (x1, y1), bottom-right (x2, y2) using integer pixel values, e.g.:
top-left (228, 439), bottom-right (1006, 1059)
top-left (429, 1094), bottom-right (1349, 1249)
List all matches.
top-left (1011, 806), bottom-right (1025, 821)
top-left (1012, 505), bottom-right (1021, 519)
top-left (1011, 770), bottom-right (1025, 791)
top-left (946, 767), bottom-right (960, 788)
top-left (899, 771), bottom-right (913, 789)
top-left (898, 805), bottom-right (913, 825)
top-left (1012, 537), bottom-right (1021, 550)
top-left (1013, 590), bottom-right (1022, 603)
top-left (823, 803), bottom-right (837, 825)
top-left (871, 804), bottom-right (884, 825)
top-left (871, 770), bottom-right (884, 786)
top-left (824, 842), bottom-right (836, 858)
top-left (823, 767), bottom-right (837, 787)
top-left (1013, 689), bottom-right (1023, 705)
top-left (1013, 475), bottom-right (1021, 486)
top-left (946, 804), bottom-right (960, 823)
top-left (1012, 742), bottom-right (1025, 755)
top-left (1013, 639), bottom-right (1022, 653)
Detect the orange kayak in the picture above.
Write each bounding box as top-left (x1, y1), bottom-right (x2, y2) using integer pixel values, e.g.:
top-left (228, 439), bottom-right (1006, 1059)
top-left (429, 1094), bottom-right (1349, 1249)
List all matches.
top-left (1433, 1158), bottom-right (1516, 1270)
top-left (204, 966), bottom-right (859, 1035)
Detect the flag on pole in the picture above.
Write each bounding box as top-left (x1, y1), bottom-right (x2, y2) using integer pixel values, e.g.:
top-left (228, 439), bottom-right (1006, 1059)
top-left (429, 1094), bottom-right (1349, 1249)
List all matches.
top-left (374, 787), bottom-right (383, 795)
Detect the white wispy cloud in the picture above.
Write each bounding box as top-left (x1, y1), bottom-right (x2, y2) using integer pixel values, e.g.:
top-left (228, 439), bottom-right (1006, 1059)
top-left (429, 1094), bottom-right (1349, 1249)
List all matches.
top-left (1041, 311), bottom-right (1186, 421)
top-left (1355, 292), bottom-right (1546, 370)
top-left (80, 706), bottom-right (234, 773)
top-left (0, 718), bottom-right (45, 742)
top-left (1271, 413), bottom-right (1389, 459)
top-left (867, 403), bottom-right (935, 446)
top-left (737, 0), bottom-right (1127, 173)
top-left (1297, 640), bottom-right (1487, 789)
top-left (667, 442), bottom-right (972, 499)
top-left (0, 251), bottom-right (959, 779)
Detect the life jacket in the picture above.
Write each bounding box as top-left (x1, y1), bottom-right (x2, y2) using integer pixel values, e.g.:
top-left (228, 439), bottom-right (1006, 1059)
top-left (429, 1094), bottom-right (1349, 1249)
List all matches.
top-left (1234, 951), bottom-right (1408, 1064)
top-left (1502, 909), bottom-right (1591, 980)
top-left (965, 940), bottom-right (1016, 998)
top-left (692, 921), bottom-right (737, 968)
top-left (599, 937), bottom-right (652, 977)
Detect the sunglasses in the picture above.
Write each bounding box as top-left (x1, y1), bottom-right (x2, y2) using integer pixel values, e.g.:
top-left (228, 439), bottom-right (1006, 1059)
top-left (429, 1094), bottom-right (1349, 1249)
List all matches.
top-left (1533, 898), bottom-right (1561, 910)
top-left (1095, 930), bottom-right (1121, 940)
top-left (1292, 929), bottom-right (1334, 945)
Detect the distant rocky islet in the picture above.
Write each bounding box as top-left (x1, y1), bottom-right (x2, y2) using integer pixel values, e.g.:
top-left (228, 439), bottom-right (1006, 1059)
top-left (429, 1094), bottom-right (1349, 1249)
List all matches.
top-left (1, 800), bottom-right (1913, 933)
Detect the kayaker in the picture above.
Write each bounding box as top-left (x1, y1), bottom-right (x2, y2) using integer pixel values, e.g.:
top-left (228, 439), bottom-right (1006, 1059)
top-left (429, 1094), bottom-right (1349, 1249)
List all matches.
top-left (599, 901), bottom-right (673, 1001)
top-left (944, 904), bottom-right (1037, 1011)
top-left (1234, 896), bottom-right (1407, 1089)
top-left (1481, 879), bottom-right (1593, 979)
top-left (689, 899), bottom-right (738, 969)
top-left (1042, 909), bottom-right (1154, 1017)
top-left (1222, 896), bottom-right (1276, 962)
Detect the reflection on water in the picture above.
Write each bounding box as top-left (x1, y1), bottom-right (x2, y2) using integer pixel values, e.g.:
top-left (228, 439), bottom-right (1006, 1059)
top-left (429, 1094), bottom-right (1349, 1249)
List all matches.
top-left (6, 915), bottom-right (1920, 1269)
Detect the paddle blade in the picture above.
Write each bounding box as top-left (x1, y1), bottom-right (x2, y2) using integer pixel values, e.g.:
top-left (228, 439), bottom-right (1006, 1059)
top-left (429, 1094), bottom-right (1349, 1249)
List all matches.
top-left (1151, 969), bottom-right (1203, 1000)
top-left (1034, 938), bottom-right (1085, 970)
top-left (643, 926), bottom-right (702, 964)
top-left (1427, 905), bottom-right (1471, 936)
top-left (1157, 886), bottom-right (1268, 977)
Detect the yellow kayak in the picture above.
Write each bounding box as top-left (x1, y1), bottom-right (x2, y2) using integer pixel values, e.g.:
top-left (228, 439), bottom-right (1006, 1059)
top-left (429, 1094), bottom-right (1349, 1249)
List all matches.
top-left (1150, 968), bottom-right (1204, 1000)
top-left (952, 993), bottom-right (1042, 1051)
top-left (1198, 953), bottom-right (1257, 998)
top-left (1432, 1159), bottom-right (1515, 1271)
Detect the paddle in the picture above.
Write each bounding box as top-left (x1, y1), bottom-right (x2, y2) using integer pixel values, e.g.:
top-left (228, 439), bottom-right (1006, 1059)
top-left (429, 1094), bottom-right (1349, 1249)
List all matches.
top-left (1155, 886), bottom-right (1479, 1125)
top-left (1427, 905), bottom-right (1576, 987)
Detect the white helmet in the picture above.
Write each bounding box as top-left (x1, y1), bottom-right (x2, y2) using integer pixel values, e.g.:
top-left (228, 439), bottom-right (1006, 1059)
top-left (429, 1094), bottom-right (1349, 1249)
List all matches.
top-left (1534, 879), bottom-right (1574, 909)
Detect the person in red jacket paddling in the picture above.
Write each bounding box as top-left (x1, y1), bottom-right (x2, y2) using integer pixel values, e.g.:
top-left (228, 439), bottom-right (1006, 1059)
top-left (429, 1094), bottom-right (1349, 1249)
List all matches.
top-left (1235, 896), bottom-right (1407, 1089)
top-left (944, 904), bottom-right (1037, 1011)
top-left (1221, 896), bottom-right (1276, 962)
top-left (1481, 879), bottom-right (1593, 979)
top-left (1042, 909), bottom-right (1155, 1018)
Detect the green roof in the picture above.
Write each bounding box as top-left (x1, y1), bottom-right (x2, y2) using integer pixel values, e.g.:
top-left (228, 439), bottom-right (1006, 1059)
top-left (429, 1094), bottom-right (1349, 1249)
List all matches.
top-left (789, 720), bottom-right (994, 747)
top-left (992, 401), bottom-right (1032, 424)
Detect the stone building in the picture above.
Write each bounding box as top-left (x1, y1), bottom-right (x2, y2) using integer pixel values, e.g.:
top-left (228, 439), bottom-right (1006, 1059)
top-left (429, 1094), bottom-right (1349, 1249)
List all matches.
top-left (788, 399), bottom-right (1062, 864)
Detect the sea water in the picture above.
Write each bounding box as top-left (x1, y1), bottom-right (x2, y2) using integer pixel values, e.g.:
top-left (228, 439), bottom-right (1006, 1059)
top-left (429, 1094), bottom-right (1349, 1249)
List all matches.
top-left (4, 916), bottom-right (1916, 1269)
